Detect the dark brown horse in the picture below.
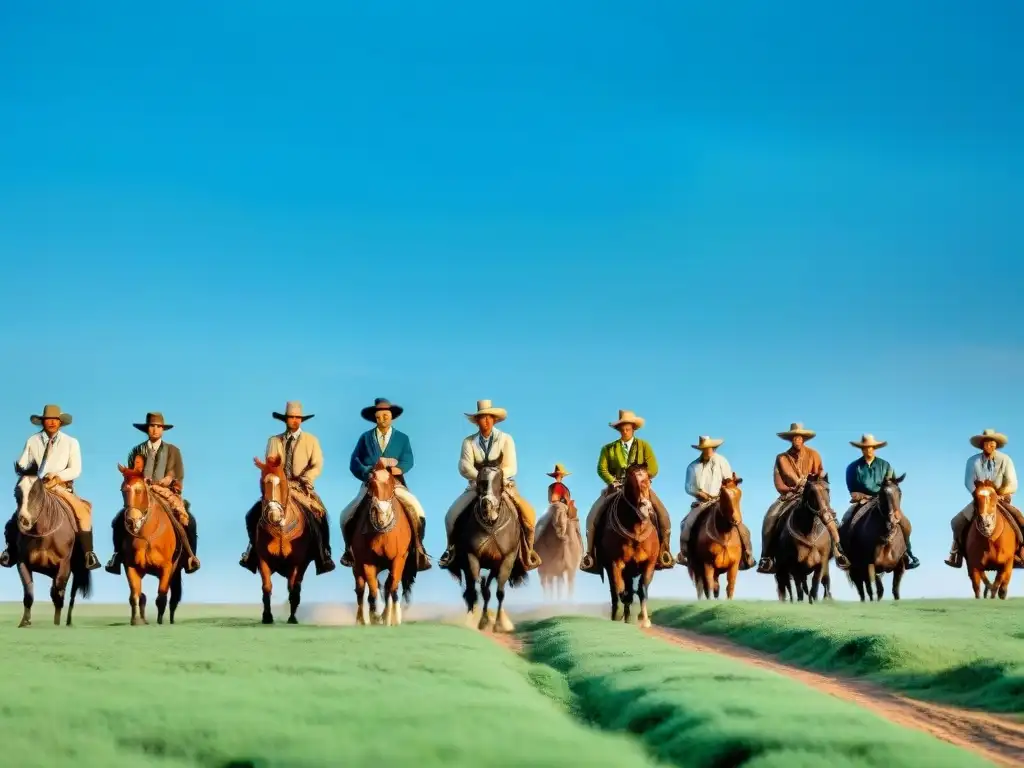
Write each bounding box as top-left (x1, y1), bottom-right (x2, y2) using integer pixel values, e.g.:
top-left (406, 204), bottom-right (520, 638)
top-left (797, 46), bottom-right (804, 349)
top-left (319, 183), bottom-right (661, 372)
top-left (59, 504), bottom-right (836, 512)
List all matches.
top-left (117, 455), bottom-right (185, 625)
top-left (772, 474), bottom-right (834, 604)
top-left (595, 462), bottom-right (659, 626)
top-left (839, 475), bottom-right (908, 601)
top-left (252, 455), bottom-right (314, 624)
top-left (685, 475), bottom-right (745, 600)
top-left (349, 462), bottom-right (417, 625)
top-left (11, 462), bottom-right (92, 627)
top-left (965, 479), bottom-right (1016, 599)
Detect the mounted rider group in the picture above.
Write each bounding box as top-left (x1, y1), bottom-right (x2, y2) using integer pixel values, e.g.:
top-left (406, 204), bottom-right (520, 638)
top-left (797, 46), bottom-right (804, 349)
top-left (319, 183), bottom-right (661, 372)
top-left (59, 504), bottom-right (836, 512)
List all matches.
top-left (4, 401), bottom-right (1023, 592)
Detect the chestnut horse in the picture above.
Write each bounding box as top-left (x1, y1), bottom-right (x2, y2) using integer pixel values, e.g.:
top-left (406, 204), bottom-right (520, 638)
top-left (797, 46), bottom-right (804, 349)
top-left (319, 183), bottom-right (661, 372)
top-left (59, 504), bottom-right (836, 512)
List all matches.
top-left (349, 462), bottom-right (417, 626)
top-left (772, 474), bottom-right (834, 604)
top-left (685, 474), bottom-right (745, 600)
top-left (536, 498), bottom-right (582, 601)
top-left (252, 455), bottom-right (314, 624)
top-left (965, 479), bottom-right (1016, 599)
top-left (12, 462), bottom-right (92, 627)
top-left (117, 455), bottom-right (185, 625)
top-left (596, 462), bottom-right (659, 627)
top-left (839, 474), bottom-right (908, 602)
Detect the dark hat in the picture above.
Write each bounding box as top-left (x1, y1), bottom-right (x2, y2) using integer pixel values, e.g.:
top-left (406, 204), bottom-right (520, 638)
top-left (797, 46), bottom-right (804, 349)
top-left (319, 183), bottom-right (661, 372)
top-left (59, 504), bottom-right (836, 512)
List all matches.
top-left (361, 398), bottom-right (404, 422)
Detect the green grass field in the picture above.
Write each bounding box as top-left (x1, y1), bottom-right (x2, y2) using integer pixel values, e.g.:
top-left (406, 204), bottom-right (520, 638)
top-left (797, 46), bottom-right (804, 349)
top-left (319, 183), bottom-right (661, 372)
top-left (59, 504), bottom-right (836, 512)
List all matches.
top-left (652, 599), bottom-right (1024, 714)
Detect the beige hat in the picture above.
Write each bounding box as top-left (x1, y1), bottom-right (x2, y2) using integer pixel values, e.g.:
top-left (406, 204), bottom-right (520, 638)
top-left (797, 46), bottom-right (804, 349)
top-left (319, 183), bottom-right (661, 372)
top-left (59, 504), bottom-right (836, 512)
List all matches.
top-left (465, 399), bottom-right (506, 424)
top-left (777, 422), bottom-right (815, 441)
top-left (692, 435), bottom-right (724, 450)
top-left (134, 412), bottom-right (174, 433)
top-left (850, 433), bottom-right (886, 449)
top-left (970, 428), bottom-right (1008, 449)
top-left (609, 409), bottom-right (645, 430)
top-left (546, 463), bottom-right (571, 479)
top-left (30, 404), bottom-right (72, 427)
top-left (273, 401), bottom-right (314, 422)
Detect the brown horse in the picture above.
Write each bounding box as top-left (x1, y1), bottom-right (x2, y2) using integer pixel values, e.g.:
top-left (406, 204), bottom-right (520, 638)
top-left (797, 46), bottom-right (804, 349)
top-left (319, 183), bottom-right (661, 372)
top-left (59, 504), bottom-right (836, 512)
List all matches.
top-left (252, 455), bottom-right (315, 624)
top-left (536, 499), bottom-right (582, 601)
top-left (11, 462), bottom-right (92, 627)
top-left (772, 474), bottom-right (834, 604)
top-left (117, 455), bottom-right (185, 625)
top-left (685, 475), bottom-right (745, 600)
top-left (965, 479), bottom-right (1016, 599)
top-left (349, 462), bottom-right (417, 626)
top-left (839, 475), bottom-right (908, 602)
top-left (595, 462), bottom-right (659, 627)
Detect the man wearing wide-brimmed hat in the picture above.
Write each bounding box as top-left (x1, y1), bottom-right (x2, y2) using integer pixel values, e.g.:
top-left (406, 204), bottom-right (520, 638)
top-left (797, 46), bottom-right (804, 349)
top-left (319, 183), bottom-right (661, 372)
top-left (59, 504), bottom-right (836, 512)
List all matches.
top-left (945, 428), bottom-right (1024, 568)
top-left (841, 434), bottom-right (919, 570)
top-left (580, 410), bottom-right (674, 574)
top-left (238, 402), bottom-right (335, 575)
top-left (338, 398), bottom-right (431, 571)
top-left (437, 400), bottom-right (541, 570)
top-left (535, 464), bottom-right (579, 544)
top-left (1, 405), bottom-right (102, 571)
top-left (105, 412), bottom-right (201, 576)
top-left (675, 436), bottom-right (756, 570)
top-left (757, 423), bottom-right (849, 574)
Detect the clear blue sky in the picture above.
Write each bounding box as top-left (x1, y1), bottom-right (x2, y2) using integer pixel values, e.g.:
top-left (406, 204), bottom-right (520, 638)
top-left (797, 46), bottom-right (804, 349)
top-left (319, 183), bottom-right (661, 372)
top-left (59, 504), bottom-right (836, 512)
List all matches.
top-left (2, 2), bottom-right (1022, 606)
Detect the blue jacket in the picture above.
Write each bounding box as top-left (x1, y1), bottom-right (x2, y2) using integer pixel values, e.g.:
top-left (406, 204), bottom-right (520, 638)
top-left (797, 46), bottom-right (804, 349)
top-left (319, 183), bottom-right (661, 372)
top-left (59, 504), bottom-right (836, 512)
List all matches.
top-left (349, 429), bottom-right (414, 483)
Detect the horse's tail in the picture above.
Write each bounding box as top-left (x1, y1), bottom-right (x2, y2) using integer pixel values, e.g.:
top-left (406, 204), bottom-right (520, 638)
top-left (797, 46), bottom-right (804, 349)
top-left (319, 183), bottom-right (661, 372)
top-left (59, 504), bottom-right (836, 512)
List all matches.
top-left (508, 558), bottom-right (528, 588)
top-left (70, 542), bottom-right (92, 599)
top-left (170, 565), bottom-right (183, 602)
top-left (400, 543), bottom-right (417, 605)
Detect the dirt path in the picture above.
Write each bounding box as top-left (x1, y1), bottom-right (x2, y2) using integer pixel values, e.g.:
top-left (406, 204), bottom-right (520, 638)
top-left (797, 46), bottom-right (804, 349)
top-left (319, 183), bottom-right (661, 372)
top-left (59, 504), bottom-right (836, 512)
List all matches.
top-left (485, 630), bottom-right (524, 654)
top-left (644, 626), bottom-right (1024, 768)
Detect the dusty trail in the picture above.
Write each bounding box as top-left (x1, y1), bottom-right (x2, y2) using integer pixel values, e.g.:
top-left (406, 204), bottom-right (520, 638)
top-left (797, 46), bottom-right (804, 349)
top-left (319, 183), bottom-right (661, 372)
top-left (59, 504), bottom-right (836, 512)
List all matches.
top-left (644, 625), bottom-right (1024, 768)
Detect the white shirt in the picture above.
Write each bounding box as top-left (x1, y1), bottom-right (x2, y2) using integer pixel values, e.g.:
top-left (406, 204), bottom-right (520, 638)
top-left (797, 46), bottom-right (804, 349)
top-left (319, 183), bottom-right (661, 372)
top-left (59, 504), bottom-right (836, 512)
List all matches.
top-left (459, 427), bottom-right (517, 482)
top-left (147, 439), bottom-right (162, 453)
top-left (17, 431), bottom-right (82, 482)
top-left (684, 453), bottom-right (734, 498)
top-left (376, 427), bottom-right (392, 451)
top-left (965, 451), bottom-right (1018, 495)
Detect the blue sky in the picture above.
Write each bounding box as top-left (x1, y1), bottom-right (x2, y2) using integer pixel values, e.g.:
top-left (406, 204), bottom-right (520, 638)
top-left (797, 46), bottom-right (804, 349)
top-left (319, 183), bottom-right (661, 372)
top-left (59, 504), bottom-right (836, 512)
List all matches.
top-left (1, 2), bottom-right (1022, 607)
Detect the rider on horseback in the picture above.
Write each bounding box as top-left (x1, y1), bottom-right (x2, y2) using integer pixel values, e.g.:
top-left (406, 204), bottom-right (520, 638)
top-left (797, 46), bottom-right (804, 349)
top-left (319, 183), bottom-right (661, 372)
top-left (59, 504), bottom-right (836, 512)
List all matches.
top-left (945, 428), bottom-right (1024, 568)
top-left (757, 422), bottom-right (849, 574)
top-left (437, 400), bottom-right (541, 570)
top-left (839, 433), bottom-right (919, 569)
top-left (105, 412), bottom-right (200, 575)
top-left (338, 398), bottom-right (431, 571)
top-left (675, 436), bottom-right (756, 569)
top-left (580, 410), bottom-right (674, 574)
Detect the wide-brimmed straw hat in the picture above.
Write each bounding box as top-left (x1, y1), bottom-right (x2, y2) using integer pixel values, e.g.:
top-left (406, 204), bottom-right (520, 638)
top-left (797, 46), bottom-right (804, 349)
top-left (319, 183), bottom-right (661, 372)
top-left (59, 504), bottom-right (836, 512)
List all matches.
top-left (692, 435), bottom-right (724, 450)
top-left (777, 422), bottom-right (815, 441)
top-left (547, 463), bottom-right (571, 479)
top-left (134, 412), bottom-right (174, 433)
top-left (361, 398), bottom-right (403, 422)
top-left (30, 404), bottom-right (72, 427)
top-left (465, 399), bottom-right (506, 424)
top-left (970, 428), bottom-right (1008, 449)
top-left (273, 401), bottom-right (314, 422)
top-left (850, 433), bottom-right (886, 449)
top-left (609, 409), bottom-right (645, 430)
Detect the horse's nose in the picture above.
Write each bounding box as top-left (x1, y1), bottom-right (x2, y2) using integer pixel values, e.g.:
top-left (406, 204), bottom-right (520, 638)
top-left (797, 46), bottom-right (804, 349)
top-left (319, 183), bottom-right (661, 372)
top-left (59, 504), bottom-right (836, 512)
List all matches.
top-left (17, 515), bottom-right (29, 527)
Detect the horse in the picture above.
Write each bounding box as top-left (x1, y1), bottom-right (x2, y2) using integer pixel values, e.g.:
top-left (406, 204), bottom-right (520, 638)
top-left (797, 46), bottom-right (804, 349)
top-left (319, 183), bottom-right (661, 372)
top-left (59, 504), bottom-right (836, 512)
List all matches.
top-left (252, 455), bottom-right (315, 624)
top-left (965, 479), bottom-right (1017, 599)
top-left (117, 455), bottom-right (185, 625)
top-left (839, 474), bottom-right (908, 602)
top-left (349, 462), bottom-right (417, 626)
top-left (771, 473), bottom-right (834, 604)
top-left (443, 455), bottom-right (526, 633)
top-left (11, 462), bottom-right (92, 627)
top-left (594, 462), bottom-right (660, 627)
top-left (535, 498), bottom-right (582, 601)
top-left (685, 474), bottom-right (745, 600)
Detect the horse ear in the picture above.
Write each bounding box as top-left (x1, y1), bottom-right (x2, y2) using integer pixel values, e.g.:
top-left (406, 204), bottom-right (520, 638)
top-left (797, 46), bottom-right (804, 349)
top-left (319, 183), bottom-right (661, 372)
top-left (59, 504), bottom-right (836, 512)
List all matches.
top-left (974, 478), bottom-right (983, 488)
top-left (733, 475), bottom-right (743, 485)
top-left (117, 463), bottom-right (129, 476)
top-left (894, 473), bottom-right (906, 484)
top-left (820, 472), bottom-right (829, 482)
top-left (253, 457), bottom-right (265, 471)
top-left (267, 455), bottom-right (282, 468)
top-left (132, 454), bottom-right (145, 472)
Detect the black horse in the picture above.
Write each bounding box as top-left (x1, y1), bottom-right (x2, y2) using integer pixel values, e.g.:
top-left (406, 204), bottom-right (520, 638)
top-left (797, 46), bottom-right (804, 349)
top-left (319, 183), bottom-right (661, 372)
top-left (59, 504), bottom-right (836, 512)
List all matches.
top-left (443, 455), bottom-right (526, 633)
top-left (839, 474), bottom-right (908, 601)
top-left (772, 474), bottom-right (834, 603)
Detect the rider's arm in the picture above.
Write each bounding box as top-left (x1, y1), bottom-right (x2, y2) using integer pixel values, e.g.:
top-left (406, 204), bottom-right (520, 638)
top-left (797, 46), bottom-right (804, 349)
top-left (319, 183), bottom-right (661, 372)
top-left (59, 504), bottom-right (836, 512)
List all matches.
top-left (683, 460), bottom-right (700, 498)
top-left (54, 437), bottom-right (82, 482)
top-left (643, 441), bottom-right (659, 479)
top-left (845, 460), bottom-right (857, 496)
top-left (596, 445), bottom-right (616, 485)
top-left (964, 456), bottom-right (978, 495)
top-left (303, 435), bottom-right (323, 483)
top-left (1000, 456), bottom-right (1018, 496)
top-left (500, 434), bottom-right (517, 480)
top-left (396, 433), bottom-right (413, 475)
top-left (349, 435), bottom-right (373, 481)
top-left (173, 445), bottom-right (185, 489)
top-left (773, 455), bottom-right (793, 494)
top-left (458, 437), bottom-right (478, 482)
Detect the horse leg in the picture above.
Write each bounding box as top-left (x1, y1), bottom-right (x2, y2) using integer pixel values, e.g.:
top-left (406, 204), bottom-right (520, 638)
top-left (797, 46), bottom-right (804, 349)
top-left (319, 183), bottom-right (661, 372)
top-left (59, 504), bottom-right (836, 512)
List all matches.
top-left (478, 572), bottom-right (495, 631)
top-left (494, 552), bottom-right (517, 633)
top-left (726, 562), bottom-right (738, 600)
top-left (126, 566), bottom-right (147, 625)
top-left (794, 572), bottom-right (806, 602)
top-left (386, 553), bottom-right (407, 626)
top-left (567, 569), bottom-right (575, 600)
top-left (354, 571), bottom-right (367, 625)
top-left (637, 562), bottom-right (655, 628)
top-left (51, 559), bottom-right (71, 625)
top-left (156, 566), bottom-right (173, 625)
top-left (774, 572), bottom-right (787, 602)
top-left (968, 566), bottom-right (982, 599)
top-left (997, 563), bottom-right (1012, 599)
top-left (621, 571), bottom-right (634, 624)
top-left (66, 572), bottom-right (78, 627)
top-left (821, 562), bottom-right (832, 600)
top-left (286, 566), bottom-right (303, 624)
top-left (608, 563), bottom-right (622, 621)
top-left (809, 566), bottom-right (821, 604)
top-left (169, 568), bottom-right (182, 624)
top-left (259, 559), bottom-right (274, 624)
top-left (891, 564), bottom-right (903, 601)
top-left (365, 564), bottom-right (381, 624)
top-left (875, 572), bottom-right (885, 601)
top-left (462, 554), bottom-right (481, 628)
top-left (17, 562), bottom-right (34, 628)
top-left (702, 563), bottom-right (715, 600)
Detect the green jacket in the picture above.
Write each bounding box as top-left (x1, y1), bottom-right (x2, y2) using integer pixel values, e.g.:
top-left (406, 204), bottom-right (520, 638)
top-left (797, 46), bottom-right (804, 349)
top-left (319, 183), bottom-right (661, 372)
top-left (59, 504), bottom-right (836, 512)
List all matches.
top-left (597, 438), bottom-right (659, 485)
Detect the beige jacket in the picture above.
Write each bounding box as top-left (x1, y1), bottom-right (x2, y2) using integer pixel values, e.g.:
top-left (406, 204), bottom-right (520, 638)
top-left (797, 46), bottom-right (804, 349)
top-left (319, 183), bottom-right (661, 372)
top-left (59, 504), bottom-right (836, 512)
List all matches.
top-left (266, 430), bottom-right (323, 484)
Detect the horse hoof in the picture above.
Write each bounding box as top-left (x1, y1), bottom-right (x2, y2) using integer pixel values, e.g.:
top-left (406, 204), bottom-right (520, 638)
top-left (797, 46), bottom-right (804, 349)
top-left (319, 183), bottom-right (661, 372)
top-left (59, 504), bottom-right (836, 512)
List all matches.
top-left (18, 620), bottom-right (30, 628)
top-left (287, 616), bottom-right (298, 624)
top-left (495, 610), bottom-right (515, 633)
top-left (463, 611), bottom-right (479, 629)
top-left (639, 617), bottom-right (651, 629)
top-left (131, 617), bottom-right (144, 626)
top-left (262, 614), bottom-right (274, 625)
top-left (478, 610), bottom-right (494, 631)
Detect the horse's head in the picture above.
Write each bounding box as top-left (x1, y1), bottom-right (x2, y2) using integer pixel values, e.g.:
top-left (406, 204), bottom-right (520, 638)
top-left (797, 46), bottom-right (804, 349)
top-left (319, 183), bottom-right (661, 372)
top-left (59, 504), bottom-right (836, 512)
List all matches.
top-left (474, 454), bottom-right (505, 523)
top-left (718, 474), bottom-right (744, 526)
top-left (973, 478), bottom-right (999, 533)
top-left (879, 473), bottom-right (906, 531)
top-left (801, 472), bottom-right (833, 521)
top-left (367, 467), bottom-right (397, 530)
top-left (623, 462), bottom-right (654, 520)
top-left (118, 454), bottom-right (150, 535)
top-left (254, 455), bottom-right (288, 526)
top-left (13, 461), bottom-right (40, 530)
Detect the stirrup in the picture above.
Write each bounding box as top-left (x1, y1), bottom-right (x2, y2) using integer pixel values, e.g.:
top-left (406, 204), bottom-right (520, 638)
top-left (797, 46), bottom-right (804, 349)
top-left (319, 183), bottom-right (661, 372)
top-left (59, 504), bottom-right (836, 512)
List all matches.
top-left (339, 548), bottom-right (354, 567)
top-left (0, 549), bottom-right (12, 567)
top-left (437, 545), bottom-right (456, 567)
top-left (105, 555), bottom-right (122, 575)
top-left (756, 557), bottom-right (775, 574)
